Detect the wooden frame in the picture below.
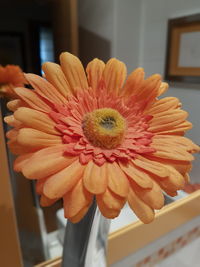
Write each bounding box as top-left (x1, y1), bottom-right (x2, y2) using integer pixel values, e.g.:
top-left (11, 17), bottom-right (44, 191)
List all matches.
top-left (35, 190), bottom-right (200, 266)
top-left (0, 104), bottom-right (23, 267)
top-left (165, 13), bottom-right (200, 83)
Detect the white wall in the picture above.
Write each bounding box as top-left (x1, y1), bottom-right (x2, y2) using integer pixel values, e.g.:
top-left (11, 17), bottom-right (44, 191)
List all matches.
top-left (78, 0), bottom-right (141, 71)
top-left (112, 0), bottom-right (141, 72)
top-left (140, 0), bottom-right (200, 182)
top-left (78, 0), bottom-right (115, 48)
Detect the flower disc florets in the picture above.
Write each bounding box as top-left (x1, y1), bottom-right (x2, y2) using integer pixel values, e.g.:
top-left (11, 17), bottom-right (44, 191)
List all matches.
top-left (82, 108), bottom-right (126, 149)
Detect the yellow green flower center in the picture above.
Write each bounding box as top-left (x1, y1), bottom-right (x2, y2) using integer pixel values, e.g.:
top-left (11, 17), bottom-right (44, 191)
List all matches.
top-left (82, 108), bottom-right (126, 149)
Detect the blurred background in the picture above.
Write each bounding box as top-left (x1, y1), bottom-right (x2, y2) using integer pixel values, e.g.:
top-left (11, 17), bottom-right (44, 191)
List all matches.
top-left (0, 0), bottom-right (200, 266)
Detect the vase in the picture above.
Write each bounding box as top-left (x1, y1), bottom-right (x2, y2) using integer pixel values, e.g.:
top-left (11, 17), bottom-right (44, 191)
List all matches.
top-left (62, 201), bottom-right (110, 267)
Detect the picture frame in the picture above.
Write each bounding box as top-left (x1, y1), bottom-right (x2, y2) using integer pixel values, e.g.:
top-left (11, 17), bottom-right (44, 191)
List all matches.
top-left (165, 13), bottom-right (200, 83)
top-left (0, 32), bottom-right (26, 70)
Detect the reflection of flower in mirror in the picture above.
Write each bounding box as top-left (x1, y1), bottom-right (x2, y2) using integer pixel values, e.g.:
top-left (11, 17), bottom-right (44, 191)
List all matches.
top-left (4, 52), bottom-right (200, 224)
top-left (0, 65), bottom-right (27, 99)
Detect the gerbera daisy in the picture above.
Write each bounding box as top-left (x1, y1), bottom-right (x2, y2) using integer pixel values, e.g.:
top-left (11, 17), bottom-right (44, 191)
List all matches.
top-left (4, 52), bottom-right (199, 223)
top-left (0, 65), bottom-right (27, 99)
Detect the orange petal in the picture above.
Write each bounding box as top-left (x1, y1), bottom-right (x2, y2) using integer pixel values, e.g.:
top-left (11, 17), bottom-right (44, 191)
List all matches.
top-left (163, 189), bottom-right (177, 197)
top-left (146, 155), bottom-right (192, 176)
top-left (145, 97), bottom-right (181, 115)
top-left (128, 188), bottom-right (155, 224)
top-left (7, 99), bottom-right (25, 111)
top-left (133, 156), bottom-right (169, 178)
top-left (25, 73), bottom-right (67, 104)
top-left (43, 159), bottom-right (85, 199)
top-left (152, 135), bottom-right (200, 153)
top-left (4, 115), bottom-right (22, 128)
top-left (157, 82), bottom-right (169, 96)
top-left (14, 87), bottom-right (51, 112)
top-left (21, 146), bottom-right (75, 179)
top-left (103, 58), bottom-right (127, 94)
top-left (184, 173), bottom-right (190, 183)
top-left (150, 109), bottom-right (188, 124)
top-left (40, 194), bottom-right (58, 207)
top-left (119, 162), bottom-right (153, 188)
top-left (14, 107), bottom-right (59, 135)
top-left (153, 121), bottom-right (192, 134)
top-left (151, 143), bottom-right (194, 162)
top-left (6, 129), bottom-right (18, 140)
top-left (63, 179), bottom-right (93, 218)
top-left (148, 110), bottom-right (188, 132)
top-left (107, 162), bottom-right (129, 197)
top-left (69, 205), bottom-right (91, 223)
top-left (122, 68), bottom-right (145, 97)
top-left (96, 189), bottom-right (126, 211)
top-left (17, 128), bottom-right (62, 148)
top-left (133, 180), bottom-right (164, 210)
top-left (86, 58), bottom-right (105, 90)
top-left (83, 161), bottom-right (107, 194)
top-left (42, 62), bottom-right (71, 97)
top-left (14, 153), bottom-right (34, 172)
top-left (7, 139), bottom-right (35, 155)
top-left (96, 196), bottom-right (121, 219)
top-left (36, 178), bottom-right (47, 194)
top-left (157, 165), bottom-right (185, 191)
top-left (136, 74), bottom-right (162, 101)
top-left (60, 52), bottom-right (88, 93)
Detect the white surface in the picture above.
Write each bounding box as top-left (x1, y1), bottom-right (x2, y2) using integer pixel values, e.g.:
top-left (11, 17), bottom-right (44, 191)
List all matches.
top-left (111, 215), bottom-right (200, 267)
top-left (156, 237), bottom-right (200, 267)
top-left (178, 31), bottom-right (200, 67)
top-left (78, 0), bottom-right (115, 47)
top-left (47, 231), bottom-right (63, 259)
top-left (110, 204), bottom-right (139, 233)
top-left (112, 0), bottom-right (142, 72)
top-left (78, 0), bottom-right (141, 72)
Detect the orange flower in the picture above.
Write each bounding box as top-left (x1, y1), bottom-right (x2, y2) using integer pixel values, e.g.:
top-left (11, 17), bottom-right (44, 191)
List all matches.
top-left (4, 52), bottom-right (199, 223)
top-left (0, 65), bottom-right (27, 99)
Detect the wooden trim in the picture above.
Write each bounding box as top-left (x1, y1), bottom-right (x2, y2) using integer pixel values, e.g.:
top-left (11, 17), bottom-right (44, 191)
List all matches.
top-left (35, 190), bottom-right (200, 266)
top-left (168, 27), bottom-right (181, 75)
top-left (52, 0), bottom-right (78, 62)
top-left (35, 257), bottom-right (61, 267)
top-left (69, 0), bottom-right (79, 56)
top-left (0, 106), bottom-right (23, 267)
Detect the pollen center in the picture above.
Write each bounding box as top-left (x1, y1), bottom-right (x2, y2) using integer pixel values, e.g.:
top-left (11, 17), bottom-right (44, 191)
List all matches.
top-left (82, 108), bottom-right (126, 149)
